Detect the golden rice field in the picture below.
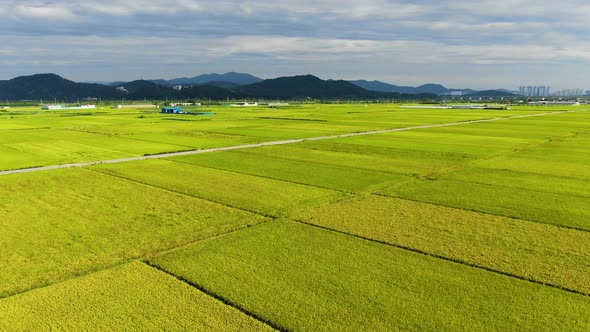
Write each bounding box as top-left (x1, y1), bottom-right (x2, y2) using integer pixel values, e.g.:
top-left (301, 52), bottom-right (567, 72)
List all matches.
top-left (1, 103), bottom-right (589, 330)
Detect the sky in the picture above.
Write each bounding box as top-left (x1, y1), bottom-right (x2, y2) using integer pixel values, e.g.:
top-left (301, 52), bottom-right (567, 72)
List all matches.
top-left (0, 0), bottom-right (589, 90)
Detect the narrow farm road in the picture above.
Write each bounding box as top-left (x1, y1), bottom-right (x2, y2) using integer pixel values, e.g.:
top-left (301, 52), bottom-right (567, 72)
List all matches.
top-left (0, 110), bottom-right (575, 176)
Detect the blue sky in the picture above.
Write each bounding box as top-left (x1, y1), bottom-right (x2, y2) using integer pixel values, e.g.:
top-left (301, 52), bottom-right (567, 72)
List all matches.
top-left (1, 0), bottom-right (589, 90)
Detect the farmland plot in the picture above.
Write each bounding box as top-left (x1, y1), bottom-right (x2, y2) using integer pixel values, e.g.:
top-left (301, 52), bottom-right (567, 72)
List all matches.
top-left (171, 151), bottom-right (402, 192)
top-left (379, 119), bottom-right (590, 230)
top-left (1, 105), bottom-right (589, 330)
top-left (95, 159), bottom-right (345, 217)
top-left (0, 168), bottom-right (267, 297)
top-left (0, 262), bottom-right (272, 331)
top-left (292, 195), bottom-right (590, 294)
top-left (380, 177), bottom-right (590, 230)
top-left (150, 221), bottom-right (590, 331)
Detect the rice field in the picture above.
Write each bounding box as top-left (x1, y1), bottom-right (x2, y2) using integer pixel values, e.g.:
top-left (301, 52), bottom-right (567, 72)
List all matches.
top-left (0, 262), bottom-right (271, 331)
top-left (150, 220), bottom-right (590, 331)
top-left (1, 103), bottom-right (589, 330)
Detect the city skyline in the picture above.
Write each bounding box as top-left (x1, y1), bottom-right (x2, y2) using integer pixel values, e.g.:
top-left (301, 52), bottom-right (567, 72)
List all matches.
top-left (1, 1), bottom-right (589, 90)
top-left (519, 86), bottom-right (551, 97)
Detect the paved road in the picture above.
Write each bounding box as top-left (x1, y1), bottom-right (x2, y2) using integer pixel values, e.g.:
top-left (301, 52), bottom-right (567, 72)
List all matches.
top-left (0, 110), bottom-right (575, 176)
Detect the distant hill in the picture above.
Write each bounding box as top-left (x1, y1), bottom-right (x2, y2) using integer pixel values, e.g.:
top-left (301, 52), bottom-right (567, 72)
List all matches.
top-left (414, 83), bottom-right (450, 95)
top-left (200, 81), bottom-right (240, 89)
top-left (349, 80), bottom-right (412, 93)
top-left (115, 80), bottom-right (176, 99)
top-left (465, 90), bottom-right (518, 97)
top-left (115, 80), bottom-right (236, 100)
top-left (148, 72), bottom-right (263, 86)
top-left (108, 81), bottom-right (128, 86)
top-left (237, 75), bottom-right (407, 99)
top-left (0, 74), bottom-right (121, 100)
top-left (492, 89), bottom-right (519, 94)
top-left (180, 85), bottom-right (238, 99)
top-left (349, 80), bottom-right (476, 95)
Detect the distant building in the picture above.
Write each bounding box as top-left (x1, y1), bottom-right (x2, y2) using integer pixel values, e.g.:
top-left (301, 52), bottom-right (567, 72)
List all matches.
top-left (519, 86), bottom-right (551, 97)
top-left (161, 106), bottom-right (183, 114)
top-left (170, 102), bottom-right (201, 106)
top-left (400, 105), bottom-right (508, 110)
top-left (172, 85), bottom-right (183, 90)
top-left (114, 104), bottom-right (157, 109)
top-left (42, 104), bottom-right (65, 110)
top-left (529, 101), bottom-right (581, 106)
top-left (231, 102), bottom-right (258, 107)
top-left (552, 89), bottom-right (585, 97)
top-left (42, 104), bottom-right (96, 110)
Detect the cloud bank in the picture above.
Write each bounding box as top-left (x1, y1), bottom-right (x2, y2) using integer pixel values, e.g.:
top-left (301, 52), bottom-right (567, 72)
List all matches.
top-left (1, 0), bottom-right (588, 89)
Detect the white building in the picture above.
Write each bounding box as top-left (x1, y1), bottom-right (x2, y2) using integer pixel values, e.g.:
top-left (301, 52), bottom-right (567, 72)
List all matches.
top-left (231, 102), bottom-right (258, 107)
top-left (42, 104), bottom-right (96, 110)
top-left (42, 105), bottom-right (65, 110)
top-left (170, 102), bottom-right (201, 106)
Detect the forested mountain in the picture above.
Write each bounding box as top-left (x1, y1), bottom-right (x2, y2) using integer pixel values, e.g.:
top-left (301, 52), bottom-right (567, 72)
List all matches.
top-left (0, 73), bottom-right (437, 101)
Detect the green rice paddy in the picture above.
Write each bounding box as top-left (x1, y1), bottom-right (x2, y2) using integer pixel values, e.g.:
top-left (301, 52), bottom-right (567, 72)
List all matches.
top-left (1, 103), bottom-right (589, 330)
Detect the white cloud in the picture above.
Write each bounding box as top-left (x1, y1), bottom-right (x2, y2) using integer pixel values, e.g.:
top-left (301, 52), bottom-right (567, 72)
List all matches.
top-left (79, 1), bottom-right (203, 16)
top-left (3, 33), bottom-right (588, 68)
top-left (14, 4), bottom-right (76, 21)
top-left (1, 1), bottom-right (589, 89)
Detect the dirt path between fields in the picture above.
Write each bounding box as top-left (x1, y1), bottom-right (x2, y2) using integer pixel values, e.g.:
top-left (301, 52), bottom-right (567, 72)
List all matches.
top-left (0, 110), bottom-right (576, 176)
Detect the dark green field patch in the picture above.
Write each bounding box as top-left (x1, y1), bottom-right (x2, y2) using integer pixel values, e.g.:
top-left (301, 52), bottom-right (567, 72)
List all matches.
top-left (379, 178), bottom-right (590, 231)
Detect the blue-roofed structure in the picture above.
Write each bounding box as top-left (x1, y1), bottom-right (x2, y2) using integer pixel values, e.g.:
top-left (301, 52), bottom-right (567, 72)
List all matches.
top-left (161, 106), bottom-right (183, 114)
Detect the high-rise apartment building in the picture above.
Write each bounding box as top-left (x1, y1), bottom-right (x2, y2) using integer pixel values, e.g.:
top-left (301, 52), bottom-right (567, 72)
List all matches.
top-left (518, 86), bottom-right (551, 97)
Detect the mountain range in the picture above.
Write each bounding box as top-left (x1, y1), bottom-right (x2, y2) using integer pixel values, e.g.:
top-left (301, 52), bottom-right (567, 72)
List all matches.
top-left (140, 73), bottom-right (480, 95)
top-left (114, 75), bottom-right (439, 100)
top-left (143, 73), bottom-right (491, 96)
top-left (0, 73), bottom-right (517, 101)
top-left (146, 72), bottom-right (262, 87)
top-left (348, 80), bottom-right (477, 95)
